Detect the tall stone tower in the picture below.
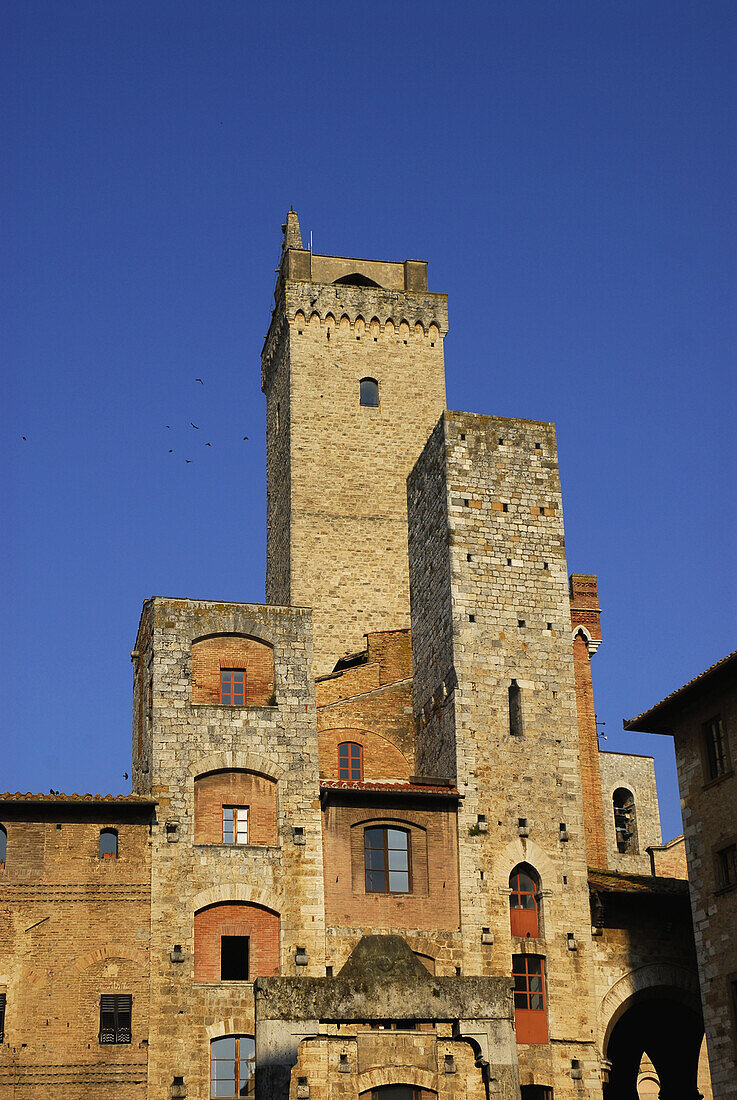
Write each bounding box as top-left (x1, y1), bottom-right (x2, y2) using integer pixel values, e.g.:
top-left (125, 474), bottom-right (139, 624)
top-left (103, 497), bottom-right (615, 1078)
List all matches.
top-left (262, 211), bottom-right (448, 676)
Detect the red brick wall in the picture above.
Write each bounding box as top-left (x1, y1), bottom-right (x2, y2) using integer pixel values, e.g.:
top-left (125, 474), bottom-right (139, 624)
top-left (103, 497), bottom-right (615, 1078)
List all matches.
top-left (322, 799), bottom-right (460, 931)
top-left (193, 902), bottom-right (279, 981)
top-left (569, 576), bottom-right (607, 869)
top-left (650, 836), bottom-right (688, 879)
top-left (319, 728), bottom-right (411, 781)
top-left (193, 771), bottom-right (278, 846)
top-left (191, 635), bottom-right (274, 706)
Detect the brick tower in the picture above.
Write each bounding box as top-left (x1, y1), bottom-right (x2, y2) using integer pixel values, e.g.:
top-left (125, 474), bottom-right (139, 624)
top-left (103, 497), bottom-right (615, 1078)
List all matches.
top-left (262, 210), bottom-right (448, 676)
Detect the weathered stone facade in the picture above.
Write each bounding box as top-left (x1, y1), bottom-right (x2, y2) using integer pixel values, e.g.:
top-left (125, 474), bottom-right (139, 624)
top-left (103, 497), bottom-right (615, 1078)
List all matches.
top-left (0, 214), bottom-right (718, 1100)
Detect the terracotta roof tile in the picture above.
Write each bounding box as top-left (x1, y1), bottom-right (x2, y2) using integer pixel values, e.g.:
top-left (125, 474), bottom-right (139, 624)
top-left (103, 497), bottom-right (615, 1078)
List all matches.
top-left (0, 792), bottom-right (155, 803)
top-left (320, 779), bottom-right (459, 797)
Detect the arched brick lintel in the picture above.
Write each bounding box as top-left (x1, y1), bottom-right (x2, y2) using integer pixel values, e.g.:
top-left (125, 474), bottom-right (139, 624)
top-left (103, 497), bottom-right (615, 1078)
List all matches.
top-left (496, 836), bottom-right (558, 892)
top-left (357, 1066), bottom-right (437, 1093)
top-left (601, 963), bottom-right (702, 1048)
top-left (191, 883), bottom-right (281, 914)
top-left (188, 750), bottom-right (284, 782)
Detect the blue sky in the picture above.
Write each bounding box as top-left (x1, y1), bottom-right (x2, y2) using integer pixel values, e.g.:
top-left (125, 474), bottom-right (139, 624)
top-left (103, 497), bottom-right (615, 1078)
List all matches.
top-left (3, 1), bottom-right (735, 842)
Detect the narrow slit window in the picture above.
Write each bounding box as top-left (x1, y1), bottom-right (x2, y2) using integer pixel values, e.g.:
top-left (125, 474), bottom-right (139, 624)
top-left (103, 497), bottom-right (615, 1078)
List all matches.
top-left (0, 993), bottom-right (5, 1042)
top-left (716, 843), bottom-right (737, 889)
top-left (360, 377), bottom-right (379, 407)
top-left (509, 680), bottom-right (523, 737)
top-left (704, 716), bottom-right (729, 781)
top-left (0, 825), bottom-right (6, 866)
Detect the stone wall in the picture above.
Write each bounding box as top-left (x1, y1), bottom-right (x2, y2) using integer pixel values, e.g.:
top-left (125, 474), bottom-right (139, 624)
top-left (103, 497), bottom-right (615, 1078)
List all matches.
top-left (598, 752), bottom-right (662, 876)
top-left (408, 411), bottom-right (605, 1098)
top-left (262, 265), bottom-right (448, 677)
top-left (132, 597), bottom-right (326, 1100)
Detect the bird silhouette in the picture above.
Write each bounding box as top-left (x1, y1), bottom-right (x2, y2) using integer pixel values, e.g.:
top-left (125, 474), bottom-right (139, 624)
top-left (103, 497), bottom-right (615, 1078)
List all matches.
top-left (243, 435), bottom-right (249, 440)
top-left (22, 435), bottom-right (27, 440)
top-left (195, 378), bottom-right (203, 384)
top-left (168, 449), bottom-right (173, 453)
top-left (123, 772), bottom-right (129, 780)
top-left (185, 459), bottom-right (192, 463)
top-left (190, 422), bottom-right (199, 429)
top-left (205, 442), bottom-right (212, 447)
top-left (166, 425), bottom-right (171, 429)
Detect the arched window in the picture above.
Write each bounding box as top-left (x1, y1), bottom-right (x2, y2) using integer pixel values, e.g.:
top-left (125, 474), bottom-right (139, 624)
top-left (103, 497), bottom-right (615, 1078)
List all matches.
top-left (613, 788), bottom-right (638, 854)
top-left (364, 827), bottom-right (411, 893)
top-left (360, 377), bottom-right (379, 407)
top-left (338, 742), bottom-right (363, 781)
top-left (210, 1035), bottom-right (255, 1097)
top-left (99, 829), bottom-right (118, 859)
top-left (509, 864), bottom-right (540, 937)
top-left (0, 824), bottom-right (6, 865)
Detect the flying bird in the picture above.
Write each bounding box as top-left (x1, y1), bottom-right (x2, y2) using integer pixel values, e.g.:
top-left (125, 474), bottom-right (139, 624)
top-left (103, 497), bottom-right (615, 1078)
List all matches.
top-left (195, 378), bottom-right (203, 384)
top-left (168, 449), bottom-right (173, 453)
top-left (22, 435), bottom-right (27, 440)
top-left (190, 422), bottom-right (199, 429)
top-left (123, 772), bottom-right (129, 780)
top-left (242, 435), bottom-right (249, 440)
top-left (185, 459), bottom-right (192, 463)
top-left (205, 442), bottom-right (212, 447)
top-left (166, 425), bottom-right (171, 429)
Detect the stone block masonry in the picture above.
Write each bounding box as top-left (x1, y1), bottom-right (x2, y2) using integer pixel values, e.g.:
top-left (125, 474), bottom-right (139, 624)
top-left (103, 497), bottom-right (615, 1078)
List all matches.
top-left (408, 411), bottom-right (604, 1097)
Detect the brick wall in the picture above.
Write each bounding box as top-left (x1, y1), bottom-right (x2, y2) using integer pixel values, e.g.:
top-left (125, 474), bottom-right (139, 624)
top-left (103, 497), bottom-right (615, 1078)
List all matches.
top-left (191, 634), bottom-right (274, 706)
top-left (0, 802), bottom-right (152, 1097)
top-left (321, 795), bottom-right (460, 933)
top-left (649, 834), bottom-right (688, 879)
top-left (318, 728), bottom-right (411, 782)
top-left (194, 902), bottom-right (280, 981)
top-left (193, 770), bottom-right (278, 845)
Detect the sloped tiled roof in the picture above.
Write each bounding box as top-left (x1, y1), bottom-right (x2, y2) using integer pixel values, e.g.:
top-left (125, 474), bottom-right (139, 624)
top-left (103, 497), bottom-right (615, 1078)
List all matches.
top-left (588, 868), bottom-right (688, 896)
top-left (320, 779), bottom-right (459, 798)
top-left (0, 792), bottom-right (155, 803)
top-left (624, 649), bottom-right (737, 732)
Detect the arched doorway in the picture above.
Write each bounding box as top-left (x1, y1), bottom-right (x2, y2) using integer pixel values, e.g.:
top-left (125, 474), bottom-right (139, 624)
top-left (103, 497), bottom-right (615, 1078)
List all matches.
top-left (604, 989), bottom-right (705, 1100)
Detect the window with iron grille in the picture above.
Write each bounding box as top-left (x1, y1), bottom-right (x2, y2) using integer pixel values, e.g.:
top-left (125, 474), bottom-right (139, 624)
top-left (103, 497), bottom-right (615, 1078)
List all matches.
top-left (223, 806), bottom-right (248, 845)
top-left (704, 717), bottom-right (729, 781)
top-left (0, 993), bottom-right (5, 1042)
top-left (210, 1035), bottom-right (255, 1098)
top-left (717, 844), bottom-right (737, 890)
top-left (99, 994), bottom-right (132, 1044)
top-left (338, 742), bottom-right (363, 781)
top-left (509, 865), bottom-right (540, 937)
top-left (220, 669), bottom-right (246, 706)
top-left (512, 955), bottom-right (548, 1044)
top-left (364, 827), bottom-right (411, 893)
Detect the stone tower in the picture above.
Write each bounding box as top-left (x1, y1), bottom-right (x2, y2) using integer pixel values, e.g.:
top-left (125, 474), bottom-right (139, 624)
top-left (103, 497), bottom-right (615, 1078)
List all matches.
top-left (261, 210), bottom-right (448, 676)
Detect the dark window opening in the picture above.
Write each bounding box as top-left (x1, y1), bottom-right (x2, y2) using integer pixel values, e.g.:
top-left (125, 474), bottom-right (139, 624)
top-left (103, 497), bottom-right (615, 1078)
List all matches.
top-left (509, 680), bottom-right (523, 737)
top-left (521, 1088), bottom-right (553, 1100)
top-left (338, 742), bottom-right (363, 781)
top-left (221, 668), bottom-right (246, 706)
top-left (99, 994), bottom-right (132, 1044)
top-left (371, 1089), bottom-right (421, 1100)
top-left (333, 273), bottom-right (381, 287)
top-left (210, 1034), bottom-right (255, 1098)
top-left (99, 829), bottom-right (118, 859)
top-left (0, 825), bottom-right (6, 865)
top-left (364, 826), bottom-right (411, 893)
top-left (0, 993), bottom-right (5, 1042)
top-left (717, 844), bottom-right (737, 890)
top-left (360, 378), bottom-right (379, 407)
top-left (221, 936), bottom-right (249, 980)
top-left (704, 716), bottom-right (729, 781)
top-left (509, 864), bottom-right (540, 937)
top-left (613, 788), bottom-right (638, 854)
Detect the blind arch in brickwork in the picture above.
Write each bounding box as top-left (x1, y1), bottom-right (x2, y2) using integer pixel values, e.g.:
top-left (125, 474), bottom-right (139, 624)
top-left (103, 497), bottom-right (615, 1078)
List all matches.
top-left (191, 633), bottom-right (274, 707)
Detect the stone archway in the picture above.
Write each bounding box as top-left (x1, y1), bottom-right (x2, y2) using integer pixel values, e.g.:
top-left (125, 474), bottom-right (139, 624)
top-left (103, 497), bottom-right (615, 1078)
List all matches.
top-left (603, 986), bottom-right (705, 1100)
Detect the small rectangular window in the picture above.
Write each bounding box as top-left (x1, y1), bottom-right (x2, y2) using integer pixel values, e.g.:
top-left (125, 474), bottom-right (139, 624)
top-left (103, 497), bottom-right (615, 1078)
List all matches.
top-left (99, 994), bottom-right (132, 1044)
top-left (0, 992), bottom-right (5, 1042)
top-left (512, 955), bottom-right (548, 1044)
top-left (221, 669), bottom-right (246, 706)
top-left (704, 717), bottom-right (729, 781)
top-left (221, 935), bottom-right (249, 980)
top-left (717, 844), bottom-right (737, 890)
top-left (223, 806), bottom-right (248, 845)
